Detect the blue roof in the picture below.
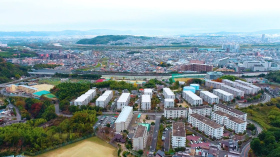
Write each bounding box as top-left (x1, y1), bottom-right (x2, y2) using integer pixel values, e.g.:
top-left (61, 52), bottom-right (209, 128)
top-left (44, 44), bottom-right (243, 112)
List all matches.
top-left (33, 90), bottom-right (50, 96)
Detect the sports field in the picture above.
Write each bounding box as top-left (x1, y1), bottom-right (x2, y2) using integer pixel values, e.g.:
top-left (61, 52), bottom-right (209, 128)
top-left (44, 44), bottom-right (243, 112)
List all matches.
top-left (37, 137), bottom-right (117, 157)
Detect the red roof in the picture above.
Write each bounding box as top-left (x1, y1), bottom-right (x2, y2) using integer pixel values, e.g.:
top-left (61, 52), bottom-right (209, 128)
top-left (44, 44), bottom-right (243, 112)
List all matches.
top-left (139, 88), bottom-right (144, 91)
top-left (96, 79), bottom-right (105, 83)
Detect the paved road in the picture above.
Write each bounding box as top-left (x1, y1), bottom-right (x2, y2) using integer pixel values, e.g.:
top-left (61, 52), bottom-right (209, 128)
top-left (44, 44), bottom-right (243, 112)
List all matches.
top-left (240, 120), bottom-right (263, 157)
top-left (164, 128), bottom-right (171, 152)
top-left (7, 100), bottom-right (21, 121)
top-left (0, 77), bottom-right (35, 88)
top-left (238, 92), bottom-right (271, 108)
top-left (149, 115), bottom-right (161, 155)
top-left (54, 103), bottom-right (73, 117)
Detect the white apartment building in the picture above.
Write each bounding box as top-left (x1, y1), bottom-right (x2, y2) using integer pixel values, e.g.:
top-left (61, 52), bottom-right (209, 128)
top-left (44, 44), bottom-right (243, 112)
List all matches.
top-left (115, 106), bottom-right (133, 132)
top-left (200, 91), bottom-right (219, 104)
top-left (213, 104), bottom-right (247, 121)
top-left (84, 89), bottom-right (97, 100)
top-left (74, 89), bottom-right (96, 106)
top-left (163, 88), bottom-right (175, 99)
top-left (213, 89), bottom-right (234, 102)
top-left (221, 84), bottom-right (244, 97)
top-left (117, 93), bottom-right (131, 110)
top-left (96, 90), bottom-right (114, 108)
top-left (74, 94), bottom-right (91, 106)
top-left (133, 125), bottom-right (148, 150)
top-left (141, 95), bottom-right (151, 110)
top-left (164, 107), bottom-right (188, 119)
top-left (211, 111), bottom-right (247, 133)
top-left (205, 80), bottom-right (224, 89)
top-left (182, 91), bottom-right (203, 106)
top-left (144, 88), bottom-right (153, 96)
top-left (188, 106), bottom-right (212, 117)
top-left (222, 79), bottom-right (237, 87)
top-left (172, 122), bottom-right (186, 148)
top-left (235, 80), bottom-right (261, 94)
top-left (164, 99), bottom-right (174, 108)
top-left (188, 113), bottom-right (224, 139)
top-left (235, 83), bottom-right (254, 95)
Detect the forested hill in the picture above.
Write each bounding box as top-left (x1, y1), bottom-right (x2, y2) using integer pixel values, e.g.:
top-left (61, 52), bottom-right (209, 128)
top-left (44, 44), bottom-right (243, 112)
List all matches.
top-left (76, 35), bottom-right (151, 45)
top-left (0, 58), bottom-right (30, 83)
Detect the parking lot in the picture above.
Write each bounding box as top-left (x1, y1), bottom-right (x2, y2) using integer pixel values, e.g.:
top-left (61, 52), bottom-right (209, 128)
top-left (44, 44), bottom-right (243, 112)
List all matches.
top-left (94, 115), bottom-right (117, 130)
top-left (187, 135), bottom-right (210, 149)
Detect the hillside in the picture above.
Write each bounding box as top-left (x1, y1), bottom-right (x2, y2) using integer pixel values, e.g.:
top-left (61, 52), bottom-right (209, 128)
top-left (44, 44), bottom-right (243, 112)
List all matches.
top-left (76, 35), bottom-right (151, 45)
top-left (0, 58), bottom-right (30, 83)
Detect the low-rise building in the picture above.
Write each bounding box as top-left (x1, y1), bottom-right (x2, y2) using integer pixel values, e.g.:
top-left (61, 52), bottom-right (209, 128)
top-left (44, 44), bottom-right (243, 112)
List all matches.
top-left (117, 93), bottom-right (131, 110)
top-left (144, 88), bottom-right (153, 96)
top-left (182, 91), bottom-right (203, 106)
top-left (211, 111), bottom-right (247, 133)
top-left (200, 91), bottom-right (219, 104)
top-left (235, 83), bottom-right (254, 95)
top-left (213, 89), bottom-right (234, 102)
top-left (141, 95), bottom-right (151, 110)
top-left (235, 80), bottom-right (261, 94)
top-left (96, 90), bottom-right (114, 108)
top-left (115, 106), bottom-right (133, 133)
top-left (172, 122), bottom-right (186, 148)
top-left (164, 107), bottom-right (188, 119)
top-left (74, 89), bottom-right (97, 106)
top-left (221, 84), bottom-right (244, 97)
top-left (222, 79), bottom-right (237, 87)
top-left (164, 99), bottom-right (174, 108)
top-left (213, 104), bottom-right (247, 121)
top-left (205, 80), bottom-right (224, 89)
top-left (188, 113), bottom-right (224, 139)
top-left (163, 88), bottom-right (175, 99)
top-left (133, 125), bottom-right (148, 150)
top-left (188, 106), bottom-right (212, 117)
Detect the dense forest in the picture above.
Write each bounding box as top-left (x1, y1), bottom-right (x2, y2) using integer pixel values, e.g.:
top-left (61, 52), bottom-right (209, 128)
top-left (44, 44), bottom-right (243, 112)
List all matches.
top-left (0, 110), bottom-right (97, 156)
top-left (54, 73), bottom-right (101, 80)
top-left (265, 71), bottom-right (280, 83)
top-left (33, 64), bottom-right (61, 70)
top-left (76, 35), bottom-right (151, 45)
top-left (241, 98), bottom-right (280, 156)
top-left (0, 58), bottom-right (30, 83)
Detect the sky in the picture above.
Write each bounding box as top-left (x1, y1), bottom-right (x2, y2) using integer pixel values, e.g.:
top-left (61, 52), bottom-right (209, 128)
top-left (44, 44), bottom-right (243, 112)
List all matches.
top-left (0, 0), bottom-right (280, 34)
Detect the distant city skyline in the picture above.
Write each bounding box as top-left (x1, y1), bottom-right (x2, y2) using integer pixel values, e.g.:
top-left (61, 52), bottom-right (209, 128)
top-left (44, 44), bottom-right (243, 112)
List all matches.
top-left (1, 0), bottom-right (280, 34)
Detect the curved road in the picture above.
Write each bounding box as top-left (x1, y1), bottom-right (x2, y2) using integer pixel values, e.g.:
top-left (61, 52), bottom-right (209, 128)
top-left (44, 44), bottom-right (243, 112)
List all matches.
top-left (238, 92), bottom-right (271, 108)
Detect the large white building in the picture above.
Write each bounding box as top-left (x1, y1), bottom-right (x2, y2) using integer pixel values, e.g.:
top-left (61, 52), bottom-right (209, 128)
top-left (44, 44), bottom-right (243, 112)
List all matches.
top-left (200, 91), bottom-right (219, 104)
top-left (172, 122), bottom-right (186, 148)
top-left (96, 90), bottom-right (114, 108)
top-left (211, 111), bottom-right (247, 133)
top-left (235, 80), bottom-right (261, 94)
top-left (188, 113), bottom-right (224, 139)
top-left (205, 80), bottom-right (224, 89)
top-left (164, 107), bottom-right (188, 119)
top-left (133, 125), bottom-right (148, 150)
top-left (222, 79), bottom-right (237, 87)
top-left (213, 104), bottom-right (247, 121)
top-left (182, 91), bottom-right (203, 106)
top-left (235, 83), bottom-right (254, 95)
top-left (188, 106), bottom-right (212, 117)
top-left (213, 89), bottom-right (234, 102)
top-left (164, 99), bottom-right (174, 108)
top-left (117, 93), bottom-right (131, 110)
top-left (163, 88), bottom-right (175, 99)
top-left (74, 89), bottom-right (96, 106)
top-left (115, 106), bottom-right (133, 133)
top-left (144, 88), bottom-right (153, 96)
top-left (221, 84), bottom-right (244, 97)
top-left (141, 95), bottom-right (151, 110)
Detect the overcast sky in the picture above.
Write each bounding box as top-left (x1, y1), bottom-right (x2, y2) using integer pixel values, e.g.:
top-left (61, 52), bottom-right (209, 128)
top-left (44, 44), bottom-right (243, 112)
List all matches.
top-left (0, 0), bottom-right (280, 33)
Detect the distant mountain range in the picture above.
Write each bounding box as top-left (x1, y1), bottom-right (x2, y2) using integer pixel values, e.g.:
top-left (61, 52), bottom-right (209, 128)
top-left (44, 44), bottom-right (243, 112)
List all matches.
top-left (0, 29), bottom-right (280, 37)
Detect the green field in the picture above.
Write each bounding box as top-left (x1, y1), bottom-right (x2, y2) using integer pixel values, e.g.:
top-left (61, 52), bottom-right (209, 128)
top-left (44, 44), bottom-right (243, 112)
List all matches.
top-left (37, 137), bottom-right (117, 157)
top-left (38, 78), bottom-right (62, 86)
